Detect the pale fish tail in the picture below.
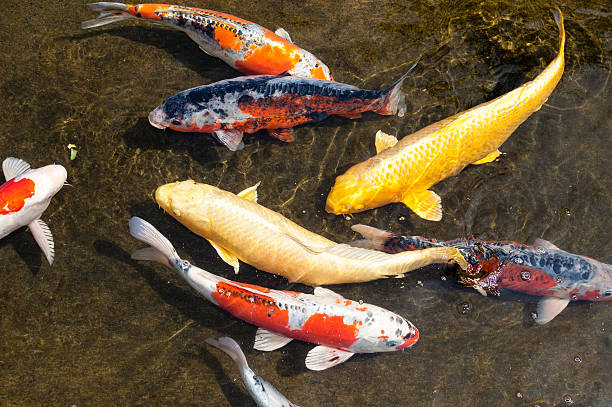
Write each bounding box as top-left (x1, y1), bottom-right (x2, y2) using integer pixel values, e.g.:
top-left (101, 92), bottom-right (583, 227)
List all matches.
top-left (128, 216), bottom-right (181, 269)
top-left (376, 60), bottom-right (418, 117)
top-left (82, 2), bottom-right (132, 29)
top-left (205, 337), bottom-right (249, 371)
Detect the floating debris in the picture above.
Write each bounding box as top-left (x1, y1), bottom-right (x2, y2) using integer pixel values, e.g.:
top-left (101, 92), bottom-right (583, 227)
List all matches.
top-left (67, 143), bottom-right (78, 160)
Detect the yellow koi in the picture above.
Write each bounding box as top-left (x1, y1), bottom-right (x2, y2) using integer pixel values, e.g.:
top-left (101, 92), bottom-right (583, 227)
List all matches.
top-left (154, 180), bottom-right (467, 286)
top-left (326, 9), bottom-right (565, 221)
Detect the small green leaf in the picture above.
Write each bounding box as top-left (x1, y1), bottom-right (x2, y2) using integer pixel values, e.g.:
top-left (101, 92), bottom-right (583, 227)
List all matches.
top-left (70, 149), bottom-right (77, 160)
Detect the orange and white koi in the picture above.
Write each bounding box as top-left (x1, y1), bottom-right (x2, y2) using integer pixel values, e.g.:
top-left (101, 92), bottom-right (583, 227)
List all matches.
top-left (0, 158), bottom-right (67, 265)
top-left (154, 180), bottom-right (467, 286)
top-left (129, 217), bottom-right (419, 371)
top-left (326, 9), bottom-right (565, 221)
top-left (82, 2), bottom-right (333, 80)
top-left (206, 337), bottom-right (301, 406)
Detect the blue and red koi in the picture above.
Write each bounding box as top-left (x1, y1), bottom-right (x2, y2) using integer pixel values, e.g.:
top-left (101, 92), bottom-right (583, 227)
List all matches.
top-left (129, 217), bottom-right (419, 370)
top-left (351, 224), bottom-right (612, 324)
top-left (148, 67), bottom-right (414, 150)
top-left (82, 3), bottom-right (333, 80)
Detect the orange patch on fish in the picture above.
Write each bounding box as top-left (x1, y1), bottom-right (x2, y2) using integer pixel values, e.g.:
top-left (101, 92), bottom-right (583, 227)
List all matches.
top-left (127, 4), bottom-right (164, 20)
top-left (236, 44), bottom-right (301, 75)
top-left (0, 178), bottom-right (35, 215)
top-left (299, 313), bottom-right (359, 349)
top-left (214, 26), bottom-right (242, 51)
top-left (310, 66), bottom-right (327, 80)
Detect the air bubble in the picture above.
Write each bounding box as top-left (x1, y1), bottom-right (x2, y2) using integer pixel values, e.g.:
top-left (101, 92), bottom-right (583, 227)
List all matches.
top-left (520, 271), bottom-right (531, 281)
top-left (516, 392), bottom-right (523, 398)
top-left (358, 300), bottom-right (364, 305)
top-left (398, 216), bottom-right (406, 222)
top-left (457, 301), bottom-right (472, 315)
top-left (574, 355), bottom-right (582, 363)
top-left (531, 312), bottom-right (538, 320)
top-left (564, 394), bottom-right (574, 405)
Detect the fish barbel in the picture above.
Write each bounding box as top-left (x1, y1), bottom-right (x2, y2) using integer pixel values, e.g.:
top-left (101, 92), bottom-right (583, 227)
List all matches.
top-left (326, 9), bottom-right (565, 221)
top-left (351, 224), bottom-right (612, 324)
top-left (82, 2), bottom-right (333, 80)
top-left (129, 217), bottom-right (420, 371)
top-left (154, 180), bottom-right (467, 286)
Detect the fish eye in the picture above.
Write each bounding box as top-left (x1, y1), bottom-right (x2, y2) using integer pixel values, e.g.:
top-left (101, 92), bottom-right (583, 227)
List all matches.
top-left (171, 118), bottom-right (182, 126)
top-left (181, 259), bottom-right (190, 269)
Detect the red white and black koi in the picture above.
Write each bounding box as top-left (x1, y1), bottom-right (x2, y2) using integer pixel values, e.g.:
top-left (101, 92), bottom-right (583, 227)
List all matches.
top-left (148, 68), bottom-right (413, 150)
top-left (351, 225), bottom-right (612, 324)
top-left (206, 337), bottom-right (301, 407)
top-left (129, 217), bottom-right (419, 370)
top-left (82, 3), bottom-right (332, 80)
top-left (0, 158), bottom-right (67, 265)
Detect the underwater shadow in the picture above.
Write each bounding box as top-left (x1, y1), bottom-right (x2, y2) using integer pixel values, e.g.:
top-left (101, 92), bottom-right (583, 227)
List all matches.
top-left (64, 26), bottom-right (236, 82)
top-left (0, 229), bottom-right (43, 275)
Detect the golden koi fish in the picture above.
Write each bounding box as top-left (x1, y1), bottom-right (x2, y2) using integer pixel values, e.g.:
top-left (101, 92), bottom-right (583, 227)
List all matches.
top-left (326, 9), bottom-right (565, 221)
top-left (154, 180), bottom-right (467, 286)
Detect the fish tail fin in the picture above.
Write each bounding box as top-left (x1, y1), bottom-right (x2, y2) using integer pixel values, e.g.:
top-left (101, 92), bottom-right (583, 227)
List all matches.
top-left (81, 2), bottom-right (132, 29)
top-left (552, 8), bottom-right (565, 54)
top-left (349, 224), bottom-right (395, 251)
top-left (376, 60), bottom-right (418, 117)
top-left (205, 337), bottom-right (249, 370)
top-left (128, 217), bottom-right (180, 269)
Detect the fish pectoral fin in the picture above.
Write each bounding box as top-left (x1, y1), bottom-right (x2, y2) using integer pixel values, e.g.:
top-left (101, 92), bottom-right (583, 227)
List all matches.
top-left (313, 286), bottom-right (344, 299)
top-left (336, 112), bottom-right (362, 119)
top-left (207, 239), bottom-right (240, 274)
top-left (2, 157), bottom-right (31, 181)
top-left (274, 27), bottom-right (293, 43)
top-left (305, 346), bottom-right (354, 371)
top-left (29, 219), bottom-right (55, 266)
top-left (472, 149), bottom-right (502, 165)
top-left (402, 190), bottom-right (442, 221)
top-left (533, 238), bottom-right (560, 250)
top-left (254, 328), bottom-right (293, 351)
top-left (375, 130), bottom-right (399, 154)
top-left (237, 182), bottom-right (260, 202)
top-left (213, 130), bottom-right (245, 151)
top-left (535, 297), bottom-right (570, 324)
top-left (349, 224), bottom-right (393, 250)
top-left (267, 128), bottom-right (295, 142)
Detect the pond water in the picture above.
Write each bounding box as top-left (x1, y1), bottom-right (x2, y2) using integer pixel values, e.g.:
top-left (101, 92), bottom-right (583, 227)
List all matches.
top-left (0, 1), bottom-right (610, 406)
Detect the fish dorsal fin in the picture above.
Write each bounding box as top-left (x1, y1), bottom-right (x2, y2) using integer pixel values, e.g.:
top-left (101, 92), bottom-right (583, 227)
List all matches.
top-left (29, 219), bottom-right (55, 265)
top-left (313, 286), bottom-right (344, 299)
top-left (534, 297), bottom-right (570, 324)
top-left (305, 346), bottom-right (354, 371)
top-left (237, 182), bottom-right (260, 202)
top-left (254, 328), bottom-right (293, 351)
top-left (274, 27), bottom-right (293, 43)
top-left (2, 157), bottom-right (31, 181)
top-left (207, 239), bottom-right (240, 274)
top-left (213, 129), bottom-right (245, 151)
top-left (534, 238), bottom-right (560, 251)
top-left (285, 234), bottom-right (392, 262)
top-left (375, 130), bottom-right (398, 154)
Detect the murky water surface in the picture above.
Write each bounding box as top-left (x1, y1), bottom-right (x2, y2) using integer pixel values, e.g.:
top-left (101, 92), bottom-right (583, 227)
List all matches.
top-left (1, 1), bottom-right (610, 406)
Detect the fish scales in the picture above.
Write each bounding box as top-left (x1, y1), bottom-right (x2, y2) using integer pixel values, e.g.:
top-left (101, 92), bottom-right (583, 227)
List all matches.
top-left (154, 181), bottom-right (467, 286)
top-left (326, 10), bottom-right (566, 221)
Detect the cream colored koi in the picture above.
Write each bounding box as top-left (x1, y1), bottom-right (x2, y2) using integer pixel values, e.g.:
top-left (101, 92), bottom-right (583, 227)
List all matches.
top-left (326, 9), bottom-right (565, 221)
top-left (154, 180), bottom-right (467, 286)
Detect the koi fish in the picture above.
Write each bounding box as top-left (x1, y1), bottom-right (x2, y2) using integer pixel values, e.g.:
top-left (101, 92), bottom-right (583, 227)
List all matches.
top-left (148, 66), bottom-right (414, 150)
top-left (326, 9), bottom-right (565, 221)
top-left (82, 2), bottom-right (333, 80)
top-left (0, 158), bottom-right (67, 265)
top-left (351, 224), bottom-right (612, 324)
top-left (129, 217), bottom-right (419, 371)
top-left (206, 337), bottom-right (301, 407)
top-left (153, 180), bottom-right (467, 286)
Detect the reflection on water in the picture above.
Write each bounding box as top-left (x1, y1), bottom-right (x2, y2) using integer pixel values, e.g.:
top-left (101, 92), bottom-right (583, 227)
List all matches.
top-left (0, 1), bottom-right (610, 406)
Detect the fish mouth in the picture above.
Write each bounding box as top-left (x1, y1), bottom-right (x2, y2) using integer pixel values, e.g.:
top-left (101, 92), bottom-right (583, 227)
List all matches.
top-left (148, 108), bottom-right (166, 129)
top-left (155, 184), bottom-right (173, 212)
top-left (397, 327), bottom-right (419, 350)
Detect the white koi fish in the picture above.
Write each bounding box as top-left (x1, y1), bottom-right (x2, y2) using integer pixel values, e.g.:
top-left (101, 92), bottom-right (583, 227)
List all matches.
top-left (206, 337), bottom-right (301, 407)
top-left (0, 158), bottom-right (67, 265)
